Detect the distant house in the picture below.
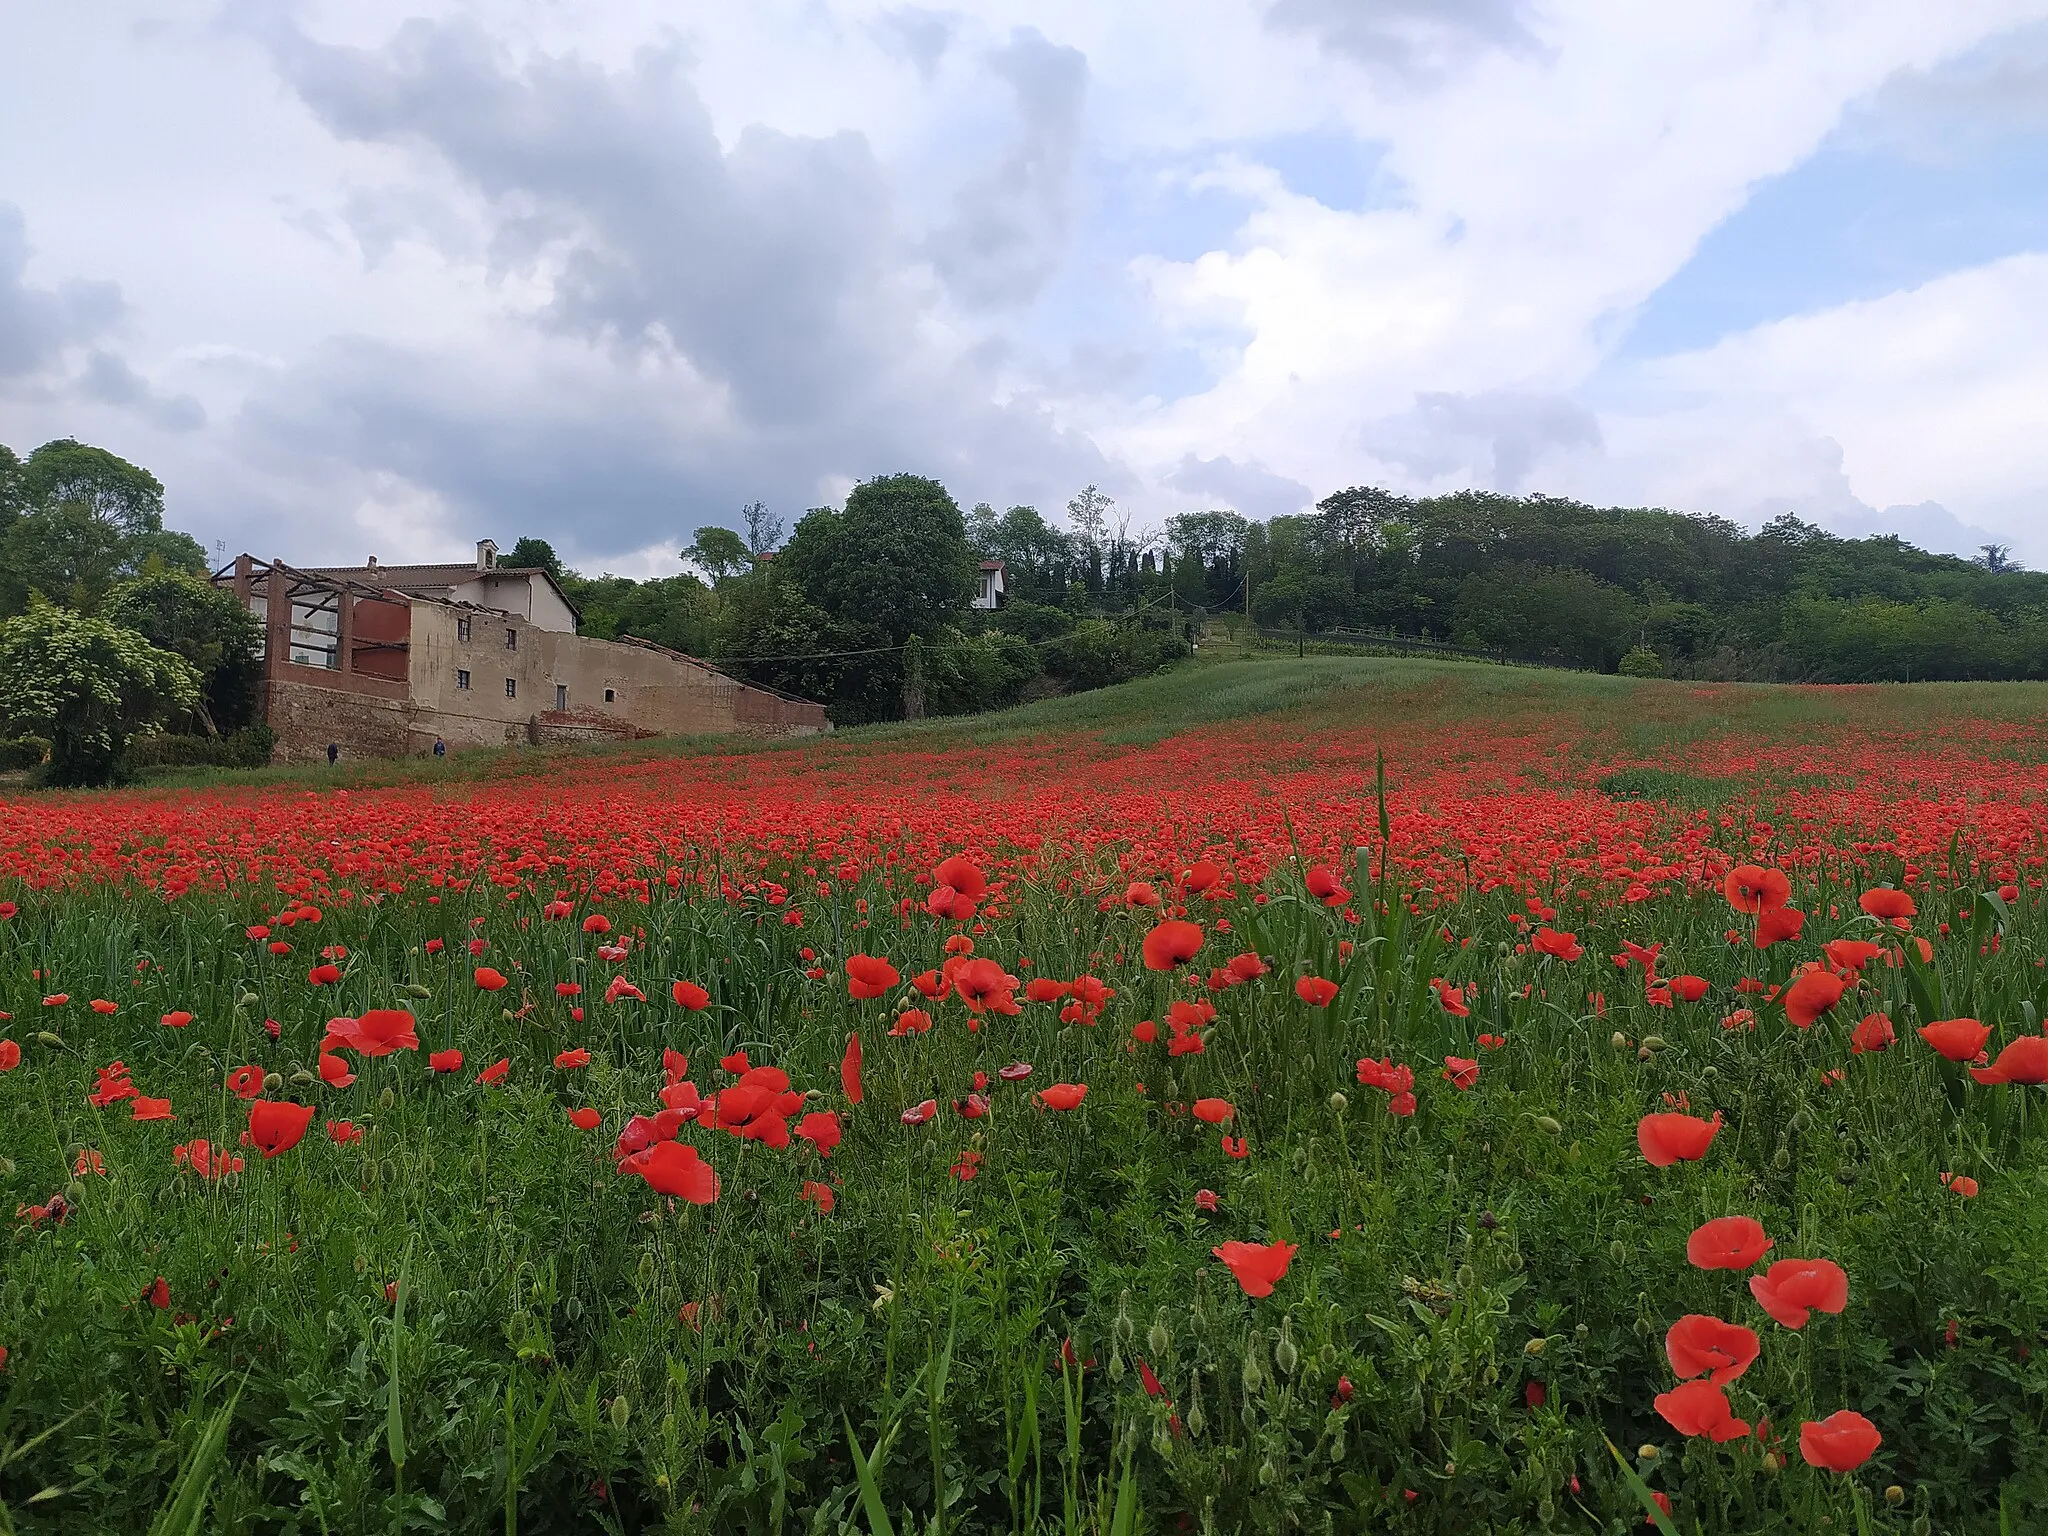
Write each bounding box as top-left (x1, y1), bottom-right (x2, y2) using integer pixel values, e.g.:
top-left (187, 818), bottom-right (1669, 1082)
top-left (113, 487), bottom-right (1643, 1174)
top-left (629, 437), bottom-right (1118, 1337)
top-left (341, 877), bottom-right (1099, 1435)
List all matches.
top-left (214, 541), bottom-right (828, 763)
top-left (973, 559), bottom-right (1006, 610)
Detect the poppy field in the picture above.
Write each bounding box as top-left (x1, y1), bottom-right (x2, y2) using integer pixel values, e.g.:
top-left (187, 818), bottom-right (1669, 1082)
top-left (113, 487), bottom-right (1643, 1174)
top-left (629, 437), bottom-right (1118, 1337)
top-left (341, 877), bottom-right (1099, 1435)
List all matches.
top-left (3, 656), bottom-right (2048, 1534)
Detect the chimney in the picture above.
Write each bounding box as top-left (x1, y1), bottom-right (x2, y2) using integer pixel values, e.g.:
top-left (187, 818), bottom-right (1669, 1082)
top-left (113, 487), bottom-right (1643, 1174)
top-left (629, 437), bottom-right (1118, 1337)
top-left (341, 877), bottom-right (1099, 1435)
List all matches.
top-left (366, 554), bottom-right (378, 571)
top-left (477, 538), bottom-right (498, 572)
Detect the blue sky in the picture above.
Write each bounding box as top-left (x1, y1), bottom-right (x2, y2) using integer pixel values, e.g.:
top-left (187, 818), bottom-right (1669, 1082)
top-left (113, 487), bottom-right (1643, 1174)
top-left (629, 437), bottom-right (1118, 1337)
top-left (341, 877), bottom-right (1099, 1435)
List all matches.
top-left (2, 2), bottom-right (2045, 571)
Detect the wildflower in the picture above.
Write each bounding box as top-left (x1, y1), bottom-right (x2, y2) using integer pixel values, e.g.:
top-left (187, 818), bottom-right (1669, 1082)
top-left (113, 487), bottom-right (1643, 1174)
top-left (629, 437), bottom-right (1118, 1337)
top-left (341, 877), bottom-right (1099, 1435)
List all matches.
top-left (671, 980), bottom-right (710, 1010)
top-left (845, 954), bottom-right (899, 999)
top-left (1441, 1056), bottom-right (1479, 1090)
top-left (1532, 926), bottom-right (1583, 961)
top-left (1940, 1171), bottom-right (1979, 1197)
top-left (950, 1148), bottom-right (983, 1181)
top-left (327, 1120), bottom-right (362, 1144)
top-left (801, 1180), bottom-right (835, 1214)
top-left (1687, 1216), bottom-right (1772, 1271)
top-left (89, 1062), bottom-right (138, 1104)
top-left (1918, 1017), bottom-right (1991, 1062)
top-left (1295, 975), bottom-right (1339, 1006)
top-left (1799, 1411), bottom-right (1881, 1472)
top-left (554, 1048), bottom-right (591, 1070)
top-left (1194, 1189), bottom-right (1220, 1212)
top-left (1432, 979), bottom-right (1469, 1016)
top-left (1037, 1083), bottom-right (1087, 1111)
top-left (1654, 1379), bottom-right (1751, 1442)
top-left (1858, 888), bottom-right (1916, 921)
top-left (247, 1100), bottom-right (315, 1159)
top-left (318, 1053), bottom-right (356, 1088)
top-left (160, 1010), bottom-right (194, 1028)
top-left (1220, 1135), bottom-right (1250, 1158)
top-left (1142, 920), bottom-right (1204, 971)
top-left (131, 1096), bottom-right (175, 1122)
top-left (1668, 974), bottom-right (1709, 1002)
top-left (1637, 1110), bottom-right (1722, 1167)
top-left (999, 1061), bottom-right (1033, 1082)
top-left (1304, 865), bottom-right (1350, 906)
top-left (1211, 1239), bottom-right (1297, 1297)
top-left (1749, 1259), bottom-right (1849, 1330)
top-left (889, 1008), bottom-right (932, 1036)
top-left (474, 966), bottom-right (508, 992)
top-left (429, 1049), bottom-right (464, 1073)
top-left (477, 1058), bottom-right (510, 1086)
top-left (796, 1110), bottom-right (842, 1157)
top-left (324, 1009), bottom-right (419, 1057)
top-left (1755, 906), bottom-right (1806, 948)
top-left (841, 1033), bottom-right (864, 1104)
top-left (1724, 865), bottom-right (1792, 913)
top-left (306, 964), bottom-right (341, 986)
top-left (1191, 1098), bottom-right (1234, 1123)
top-left (1969, 1034), bottom-right (2048, 1085)
top-left (1782, 969), bottom-right (1847, 1029)
top-left (622, 1140), bottom-right (719, 1203)
top-left (1664, 1315), bottom-right (1761, 1384)
top-left (901, 1100), bottom-right (938, 1126)
top-left (1849, 1014), bottom-right (1895, 1053)
top-left (226, 1064), bottom-right (265, 1100)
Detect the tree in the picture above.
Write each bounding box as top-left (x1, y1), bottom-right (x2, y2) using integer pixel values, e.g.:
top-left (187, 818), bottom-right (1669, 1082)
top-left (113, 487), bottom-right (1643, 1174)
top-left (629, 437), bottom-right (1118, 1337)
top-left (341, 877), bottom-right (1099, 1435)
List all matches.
top-left (1974, 544), bottom-right (2020, 573)
top-left (1066, 485), bottom-right (1113, 547)
top-left (504, 537), bottom-right (564, 578)
top-left (741, 501), bottom-right (784, 557)
top-left (684, 525), bottom-right (751, 585)
top-left (0, 599), bottom-right (201, 785)
top-left (18, 439), bottom-right (166, 537)
top-left (103, 571), bottom-right (264, 732)
top-left (0, 438), bottom-right (205, 616)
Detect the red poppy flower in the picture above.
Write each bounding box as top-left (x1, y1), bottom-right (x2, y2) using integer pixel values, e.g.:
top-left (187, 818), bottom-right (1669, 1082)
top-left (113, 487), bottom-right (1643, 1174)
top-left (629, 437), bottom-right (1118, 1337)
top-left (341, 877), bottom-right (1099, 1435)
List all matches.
top-left (1940, 1171), bottom-right (1979, 1197)
top-left (1194, 1188), bottom-right (1220, 1212)
top-left (1142, 920), bottom-right (1204, 971)
top-left (1782, 969), bottom-right (1847, 1029)
top-left (1025, 977), bottom-right (1071, 1003)
top-left (1668, 974), bottom-right (1709, 1002)
top-left (671, 980), bottom-right (710, 1010)
top-left (160, 1010), bottom-right (194, 1029)
top-left (581, 913), bottom-right (611, 934)
top-left (248, 1100), bottom-right (315, 1159)
top-left (1124, 880), bottom-right (1162, 908)
top-left (1724, 865), bottom-right (1791, 914)
top-left (0, 1039), bottom-right (19, 1072)
top-left (1295, 975), bottom-right (1339, 1007)
top-left (795, 1109), bottom-right (842, 1157)
top-left (429, 1049), bottom-right (463, 1073)
top-left (1220, 1134), bottom-right (1250, 1157)
top-left (1191, 1098), bottom-right (1234, 1123)
top-left (889, 1008), bottom-right (933, 1036)
top-left (226, 1064), bottom-right (265, 1100)
top-left (327, 1119), bottom-right (362, 1144)
top-left (839, 1033), bottom-right (863, 1104)
top-left (325, 1010), bottom-right (420, 1058)
top-left (1211, 1239), bottom-right (1297, 1297)
top-left (554, 982), bottom-right (582, 999)
top-left (1799, 1410), bottom-right (1880, 1472)
top-left (1304, 865), bottom-right (1350, 907)
top-left (901, 1099), bottom-right (938, 1125)
top-left (933, 854), bottom-right (987, 900)
top-left (1749, 1258), bottom-right (1849, 1330)
top-left (131, 1095), bottom-right (175, 1121)
top-left (424, 939), bottom-right (443, 955)
top-left (622, 1139), bottom-right (719, 1203)
top-left (1969, 1034), bottom-right (2048, 1085)
top-left (1849, 1013), bottom-right (1895, 1053)
top-left (90, 999), bottom-right (117, 1015)
top-left (1637, 1110), bottom-right (1723, 1167)
top-left (1919, 1017), bottom-right (1991, 1062)
top-left (567, 1107), bottom-right (601, 1130)
top-left (1038, 1083), bottom-right (1088, 1111)
top-left (1858, 888), bottom-right (1915, 921)
top-left (318, 1053), bottom-right (355, 1088)
top-left (306, 964), bottom-right (341, 986)
top-left (477, 1058), bottom-right (510, 1086)
top-left (801, 1179), bottom-right (836, 1214)
top-left (720, 1051), bottom-right (750, 1074)
top-left (1441, 1056), bottom-right (1479, 1090)
top-left (845, 954), bottom-right (900, 1000)
top-left (473, 966), bottom-right (508, 992)
top-left (1531, 927), bottom-right (1582, 961)
top-left (1432, 979), bottom-right (1469, 1016)
top-left (1664, 1314), bottom-right (1761, 1384)
top-left (1226, 952), bottom-right (1269, 982)
top-left (1687, 1216), bottom-right (1773, 1271)
top-left (554, 1047), bottom-right (591, 1070)
top-left (1821, 939), bottom-right (1885, 973)
top-left (956, 1092), bottom-right (990, 1118)
top-left (1654, 1379), bottom-right (1751, 1442)
top-left (998, 1061), bottom-right (1033, 1082)
top-left (1754, 906), bottom-right (1806, 948)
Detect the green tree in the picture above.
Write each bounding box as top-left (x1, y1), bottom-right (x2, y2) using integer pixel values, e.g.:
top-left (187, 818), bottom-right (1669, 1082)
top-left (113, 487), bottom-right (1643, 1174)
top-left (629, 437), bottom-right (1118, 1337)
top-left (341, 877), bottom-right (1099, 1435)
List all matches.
top-left (684, 526), bottom-right (751, 585)
top-left (0, 599), bottom-right (201, 785)
top-left (19, 438), bottom-right (166, 536)
top-left (103, 571), bottom-right (264, 732)
top-left (503, 537), bottom-right (564, 578)
top-left (0, 439), bottom-right (205, 616)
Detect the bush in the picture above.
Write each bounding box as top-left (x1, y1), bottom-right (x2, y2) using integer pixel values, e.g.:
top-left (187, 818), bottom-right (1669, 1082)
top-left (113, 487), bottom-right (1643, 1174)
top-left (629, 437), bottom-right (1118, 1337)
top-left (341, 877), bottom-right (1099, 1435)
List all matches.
top-left (0, 735), bottom-right (49, 771)
top-left (1044, 619), bottom-right (1186, 691)
top-left (1617, 645), bottom-right (1664, 677)
top-left (125, 723), bottom-right (275, 771)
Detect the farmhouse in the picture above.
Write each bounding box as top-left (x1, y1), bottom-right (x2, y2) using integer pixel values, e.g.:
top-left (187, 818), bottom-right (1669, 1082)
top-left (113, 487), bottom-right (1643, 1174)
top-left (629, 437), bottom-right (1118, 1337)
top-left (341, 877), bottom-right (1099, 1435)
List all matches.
top-left (214, 542), bottom-right (827, 763)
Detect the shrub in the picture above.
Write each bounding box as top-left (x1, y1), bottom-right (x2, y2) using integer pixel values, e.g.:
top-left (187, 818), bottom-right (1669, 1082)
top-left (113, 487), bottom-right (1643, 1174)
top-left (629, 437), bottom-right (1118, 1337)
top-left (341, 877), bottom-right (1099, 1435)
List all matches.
top-left (125, 723), bottom-right (276, 771)
top-left (1618, 645), bottom-right (1664, 677)
top-left (0, 734), bottom-right (50, 771)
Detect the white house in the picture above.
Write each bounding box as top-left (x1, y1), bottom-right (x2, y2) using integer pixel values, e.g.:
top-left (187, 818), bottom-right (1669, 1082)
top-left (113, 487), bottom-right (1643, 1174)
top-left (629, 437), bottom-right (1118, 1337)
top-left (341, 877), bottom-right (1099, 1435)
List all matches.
top-left (973, 559), bottom-right (1006, 610)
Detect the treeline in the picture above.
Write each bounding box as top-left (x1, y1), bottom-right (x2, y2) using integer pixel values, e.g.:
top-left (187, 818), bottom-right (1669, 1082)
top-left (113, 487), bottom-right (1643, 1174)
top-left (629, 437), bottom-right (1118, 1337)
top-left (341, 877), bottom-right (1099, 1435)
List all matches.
top-left (0, 439), bottom-right (268, 783)
top-left (514, 476), bottom-right (1191, 727)
top-left (1241, 488), bottom-right (2047, 681)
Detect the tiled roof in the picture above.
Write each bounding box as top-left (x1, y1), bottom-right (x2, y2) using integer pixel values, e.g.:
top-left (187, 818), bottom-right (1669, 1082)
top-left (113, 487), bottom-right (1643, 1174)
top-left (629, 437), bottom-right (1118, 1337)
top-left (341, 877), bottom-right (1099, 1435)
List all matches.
top-left (304, 564), bottom-right (548, 589)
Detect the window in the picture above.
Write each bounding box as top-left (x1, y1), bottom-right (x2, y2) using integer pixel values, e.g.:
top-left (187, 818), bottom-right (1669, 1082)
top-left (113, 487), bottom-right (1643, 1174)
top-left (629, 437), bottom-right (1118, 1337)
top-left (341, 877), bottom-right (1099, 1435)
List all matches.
top-left (505, 677), bottom-right (517, 699)
top-left (603, 687), bottom-right (616, 703)
top-left (506, 628), bottom-right (518, 650)
top-left (456, 669), bottom-right (470, 691)
top-left (555, 684), bottom-right (568, 711)
top-left (457, 617), bottom-right (471, 642)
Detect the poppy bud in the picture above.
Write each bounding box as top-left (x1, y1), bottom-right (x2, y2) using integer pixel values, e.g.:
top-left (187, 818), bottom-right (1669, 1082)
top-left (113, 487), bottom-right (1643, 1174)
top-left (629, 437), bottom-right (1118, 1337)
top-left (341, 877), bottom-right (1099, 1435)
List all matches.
top-left (1185, 1386), bottom-right (1206, 1438)
top-left (1273, 1331), bottom-right (1299, 1378)
top-left (1291, 1144), bottom-right (1308, 1173)
top-left (609, 1394), bottom-right (630, 1430)
top-left (380, 1088), bottom-right (396, 1110)
top-left (406, 984), bottom-right (432, 999)
top-left (1609, 1240), bottom-right (1626, 1264)
top-left (1637, 1046), bottom-right (1653, 1061)
top-left (1328, 1092), bottom-right (1348, 1115)
top-left (37, 1031), bottom-right (62, 1047)
top-left (1149, 1319), bottom-right (1171, 1357)
top-left (1524, 1337), bottom-right (1546, 1355)
top-left (380, 1159), bottom-right (399, 1185)
top-left (263, 1072), bottom-right (283, 1094)
top-left (1885, 1486), bottom-right (1905, 1507)
top-left (0, 1158), bottom-right (10, 1176)
top-left (1638, 1445), bottom-right (1658, 1461)
top-left (290, 1069), bottom-right (315, 1085)
top-left (1761, 1451), bottom-right (1783, 1472)
top-left (1258, 1456), bottom-right (1277, 1486)
top-left (637, 1251), bottom-right (656, 1287)
top-left (565, 1297), bottom-right (584, 1322)
top-left (1641, 1035), bottom-right (1666, 1052)
top-left (1319, 1342), bottom-right (1337, 1369)
top-left (238, 992), bottom-right (259, 1008)
top-left (1534, 1115), bottom-right (1562, 1136)
top-left (1241, 1343), bottom-right (1264, 1397)
top-left (1610, 1032), bottom-right (1629, 1050)
top-left (1774, 1146), bottom-right (1791, 1170)
top-left (1108, 1351), bottom-right (1126, 1383)
top-left (64, 1179), bottom-right (87, 1206)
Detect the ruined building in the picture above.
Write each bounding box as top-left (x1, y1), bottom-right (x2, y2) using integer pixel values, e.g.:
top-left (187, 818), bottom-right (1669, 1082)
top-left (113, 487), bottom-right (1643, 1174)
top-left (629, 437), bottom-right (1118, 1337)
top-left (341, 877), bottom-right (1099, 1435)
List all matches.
top-left (215, 542), bottom-right (827, 763)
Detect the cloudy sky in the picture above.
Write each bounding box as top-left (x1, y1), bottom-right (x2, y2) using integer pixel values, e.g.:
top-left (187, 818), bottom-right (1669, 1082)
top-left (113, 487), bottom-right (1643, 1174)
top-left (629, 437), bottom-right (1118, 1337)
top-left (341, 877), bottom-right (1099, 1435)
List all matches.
top-left (4, 1), bottom-right (2046, 573)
